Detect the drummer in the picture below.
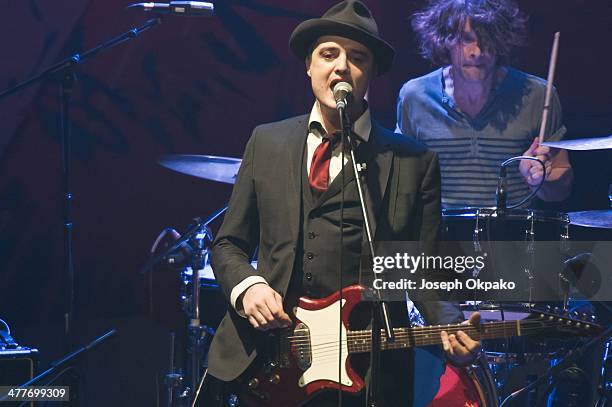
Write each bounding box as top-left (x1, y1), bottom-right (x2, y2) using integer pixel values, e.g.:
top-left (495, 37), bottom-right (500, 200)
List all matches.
top-left (395, 0), bottom-right (573, 208)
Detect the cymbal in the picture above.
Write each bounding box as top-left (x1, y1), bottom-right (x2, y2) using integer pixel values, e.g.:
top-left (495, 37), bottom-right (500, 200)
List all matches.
top-left (568, 210), bottom-right (612, 229)
top-left (159, 154), bottom-right (241, 184)
top-left (542, 135), bottom-right (612, 151)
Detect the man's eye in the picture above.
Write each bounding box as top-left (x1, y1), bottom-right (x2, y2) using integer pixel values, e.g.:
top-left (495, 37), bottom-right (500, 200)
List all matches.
top-left (322, 52), bottom-right (335, 59)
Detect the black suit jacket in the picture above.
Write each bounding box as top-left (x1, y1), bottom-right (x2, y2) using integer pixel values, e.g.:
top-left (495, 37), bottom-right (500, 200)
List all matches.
top-left (209, 114), bottom-right (463, 381)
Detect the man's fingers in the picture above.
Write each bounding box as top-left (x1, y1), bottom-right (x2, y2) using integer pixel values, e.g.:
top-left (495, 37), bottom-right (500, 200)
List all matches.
top-left (534, 145), bottom-right (550, 157)
top-left (467, 311), bottom-right (481, 326)
top-left (524, 137), bottom-right (539, 156)
top-left (530, 165), bottom-right (544, 177)
top-left (449, 334), bottom-right (472, 357)
top-left (441, 331), bottom-right (451, 354)
top-left (248, 316), bottom-right (260, 330)
top-left (457, 331), bottom-right (480, 351)
top-left (262, 296), bottom-right (287, 328)
top-left (272, 292), bottom-right (292, 325)
top-left (256, 302), bottom-right (278, 328)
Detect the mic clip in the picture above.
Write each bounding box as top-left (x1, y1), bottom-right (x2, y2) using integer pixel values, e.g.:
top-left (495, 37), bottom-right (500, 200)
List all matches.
top-left (496, 165), bottom-right (507, 215)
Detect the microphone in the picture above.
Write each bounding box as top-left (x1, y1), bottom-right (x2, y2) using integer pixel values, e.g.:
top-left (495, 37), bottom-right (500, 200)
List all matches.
top-left (495, 165), bottom-right (507, 214)
top-left (127, 1), bottom-right (214, 16)
top-left (333, 82), bottom-right (353, 110)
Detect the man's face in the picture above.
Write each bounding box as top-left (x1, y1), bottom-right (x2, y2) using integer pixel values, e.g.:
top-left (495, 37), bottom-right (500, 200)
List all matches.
top-left (449, 18), bottom-right (497, 83)
top-left (307, 35), bottom-right (375, 113)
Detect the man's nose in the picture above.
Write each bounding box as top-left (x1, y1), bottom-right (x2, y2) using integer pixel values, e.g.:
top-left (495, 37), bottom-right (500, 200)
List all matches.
top-left (334, 54), bottom-right (349, 74)
top-left (467, 43), bottom-right (482, 59)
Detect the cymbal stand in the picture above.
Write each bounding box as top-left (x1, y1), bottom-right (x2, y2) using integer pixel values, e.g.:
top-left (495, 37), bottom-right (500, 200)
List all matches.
top-left (162, 219), bottom-right (214, 406)
top-left (186, 222), bottom-right (212, 403)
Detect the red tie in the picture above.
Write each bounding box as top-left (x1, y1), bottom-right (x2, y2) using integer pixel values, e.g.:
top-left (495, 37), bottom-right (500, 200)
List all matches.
top-left (309, 132), bottom-right (339, 193)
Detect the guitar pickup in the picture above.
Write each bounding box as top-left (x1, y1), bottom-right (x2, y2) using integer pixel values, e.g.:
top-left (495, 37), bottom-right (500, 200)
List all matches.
top-left (291, 323), bottom-right (312, 370)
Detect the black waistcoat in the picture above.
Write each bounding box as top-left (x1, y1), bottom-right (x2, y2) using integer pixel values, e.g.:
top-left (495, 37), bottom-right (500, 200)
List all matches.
top-left (294, 144), bottom-right (366, 299)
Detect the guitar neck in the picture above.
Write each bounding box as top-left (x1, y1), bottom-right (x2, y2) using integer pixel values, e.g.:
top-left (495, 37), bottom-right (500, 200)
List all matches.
top-left (347, 320), bottom-right (521, 354)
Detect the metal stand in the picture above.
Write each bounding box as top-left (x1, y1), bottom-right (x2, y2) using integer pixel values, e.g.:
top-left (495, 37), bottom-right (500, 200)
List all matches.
top-left (336, 104), bottom-right (394, 407)
top-left (0, 330), bottom-right (116, 406)
top-left (499, 325), bottom-right (612, 406)
top-left (0, 18), bottom-right (162, 342)
top-left (145, 213), bottom-right (224, 406)
top-left (595, 337), bottom-right (612, 407)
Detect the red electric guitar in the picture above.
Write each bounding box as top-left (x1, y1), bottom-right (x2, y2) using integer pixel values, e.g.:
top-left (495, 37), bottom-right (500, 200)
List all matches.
top-left (235, 285), bottom-right (601, 407)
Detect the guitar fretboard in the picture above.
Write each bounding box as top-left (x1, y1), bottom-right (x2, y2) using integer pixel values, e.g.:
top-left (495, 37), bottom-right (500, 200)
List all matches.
top-left (346, 321), bottom-right (521, 354)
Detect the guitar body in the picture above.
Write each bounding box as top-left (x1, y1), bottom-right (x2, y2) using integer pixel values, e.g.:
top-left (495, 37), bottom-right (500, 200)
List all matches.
top-left (233, 285), bottom-right (600, 407)
top-left (235, 285), bottom-right (366, 407)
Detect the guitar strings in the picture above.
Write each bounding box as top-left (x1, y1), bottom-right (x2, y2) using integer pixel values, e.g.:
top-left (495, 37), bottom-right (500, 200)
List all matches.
top-left (282, 320), bottom-right (592, 355)
top-left (284, 318), bottom-right (589, 342)
top-left (281, 321), bottom-right (586, 362)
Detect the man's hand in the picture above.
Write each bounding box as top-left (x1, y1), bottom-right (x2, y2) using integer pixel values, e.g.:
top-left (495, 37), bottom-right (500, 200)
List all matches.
top-left (441, 312), bottom-right (481, 367)
top-left (241, 283), bottom-right (292, 331)
top-left (519, 137), bottom-right (552, 188)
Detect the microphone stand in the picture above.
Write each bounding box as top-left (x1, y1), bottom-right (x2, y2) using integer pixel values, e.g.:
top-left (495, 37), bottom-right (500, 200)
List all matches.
top-left (0, 329), bottom-right (117, 406)
top-left (336, 101), bottom-right (394, 407)
top-left (0, 17), bottom-right (162, 344)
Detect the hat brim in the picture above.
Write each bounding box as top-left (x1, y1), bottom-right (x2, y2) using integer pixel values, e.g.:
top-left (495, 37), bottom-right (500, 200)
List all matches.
top-left (289, 18), bottom-right (395, 76)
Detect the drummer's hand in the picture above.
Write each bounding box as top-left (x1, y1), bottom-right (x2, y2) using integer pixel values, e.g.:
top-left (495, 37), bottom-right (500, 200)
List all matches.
top-left (441, 312), bottom-right (482, 367)
top-left (519, 137), bottom-right (552, 187)
top-left (241, 283), bottom-right (292, 331)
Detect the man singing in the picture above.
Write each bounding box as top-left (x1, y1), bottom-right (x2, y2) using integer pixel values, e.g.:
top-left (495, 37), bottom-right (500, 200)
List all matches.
top-left (207, 1), bottom-right (480, 405)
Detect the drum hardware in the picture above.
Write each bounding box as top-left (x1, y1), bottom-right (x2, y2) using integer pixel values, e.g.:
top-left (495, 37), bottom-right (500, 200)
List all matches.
top-left (499, 324), bottom-right (612, 407)
top-left (0, 330), bottom-right (116, 404)
top-left (494, 156), bottom-right (546, 211)
top-left (568, 210), bottom-right (612, 230)
top-left (159, 155), bottom-right (242, 184)
top-left (467, 352), bottom-right (501, 407)
top-left (523, 210), bottom-right (537, 303)
top-left (142, 206), bottom-right (227, 275)
top-left (595, 337), bottom-right (612, 406)
top-left (143, 208), bottom-right (227, 407)
top-left (473, 208), bottom-right (483, 254)
top-left (542, 135), bottom-right (612, 151)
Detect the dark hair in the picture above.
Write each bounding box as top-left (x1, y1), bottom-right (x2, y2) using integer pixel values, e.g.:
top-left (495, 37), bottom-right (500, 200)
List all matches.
top-left (412, 0), bottom-right (527, 65)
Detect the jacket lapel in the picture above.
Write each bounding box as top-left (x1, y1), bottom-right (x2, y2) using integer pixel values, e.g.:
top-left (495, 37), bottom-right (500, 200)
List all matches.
top-left (286, 115), bottom-right (309, 244)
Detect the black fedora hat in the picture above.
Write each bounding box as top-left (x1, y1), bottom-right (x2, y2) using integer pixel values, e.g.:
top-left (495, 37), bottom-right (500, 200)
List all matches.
top-left (289, 0), bottom-right (395, 75)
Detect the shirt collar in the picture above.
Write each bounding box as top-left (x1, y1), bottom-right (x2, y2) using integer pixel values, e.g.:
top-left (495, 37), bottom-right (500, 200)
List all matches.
top-left (307, 101), bottom-right (371, 143)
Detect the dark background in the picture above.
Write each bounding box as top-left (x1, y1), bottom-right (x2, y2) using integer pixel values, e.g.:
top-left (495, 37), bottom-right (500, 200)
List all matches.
top-left (1, 0), bottom-right (611, 405)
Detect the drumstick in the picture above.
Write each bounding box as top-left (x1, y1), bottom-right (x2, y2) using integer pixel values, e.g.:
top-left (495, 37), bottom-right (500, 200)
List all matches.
top-left (538, 32), bottom-right (561, 145)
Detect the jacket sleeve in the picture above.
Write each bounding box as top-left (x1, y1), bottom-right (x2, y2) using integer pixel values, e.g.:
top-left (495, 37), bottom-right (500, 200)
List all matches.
top-left (211, 127), bottom-right (262, 304)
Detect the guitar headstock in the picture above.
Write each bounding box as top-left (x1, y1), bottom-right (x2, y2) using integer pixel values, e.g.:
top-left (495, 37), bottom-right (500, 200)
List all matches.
top-left (523, 306), bottom-right (603, 337)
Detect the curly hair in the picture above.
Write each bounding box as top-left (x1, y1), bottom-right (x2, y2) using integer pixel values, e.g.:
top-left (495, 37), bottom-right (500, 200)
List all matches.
top-left (412, 0), bottom-right (528, 66)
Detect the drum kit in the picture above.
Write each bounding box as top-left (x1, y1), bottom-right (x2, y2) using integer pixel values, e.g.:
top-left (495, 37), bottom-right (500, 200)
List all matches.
top-left (148, 135), bottom-right (612, 407)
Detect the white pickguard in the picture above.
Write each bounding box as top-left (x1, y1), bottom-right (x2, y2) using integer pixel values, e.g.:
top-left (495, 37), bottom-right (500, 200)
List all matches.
top-left (293, 299), bottom-right (352, 388)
